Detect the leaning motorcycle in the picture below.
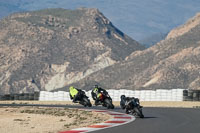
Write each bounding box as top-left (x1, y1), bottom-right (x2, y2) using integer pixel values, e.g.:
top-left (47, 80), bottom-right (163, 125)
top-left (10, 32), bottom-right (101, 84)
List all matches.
top-left (98, 91), bottom-right (115, 109)
top-left (77, 91), bottom-right (92, 107)
top-left (124, 99), bottom-right (144, 118)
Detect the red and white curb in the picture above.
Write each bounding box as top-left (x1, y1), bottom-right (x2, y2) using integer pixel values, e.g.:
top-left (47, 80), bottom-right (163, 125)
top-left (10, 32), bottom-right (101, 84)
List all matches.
top-left (59, 109), bottom-right (135, 133)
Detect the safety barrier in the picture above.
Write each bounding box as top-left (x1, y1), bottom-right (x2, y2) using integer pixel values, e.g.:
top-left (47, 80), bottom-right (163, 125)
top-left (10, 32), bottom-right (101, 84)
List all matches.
top-left (0, 92), bottom-right (39, 101)
top-left (39, 91), bottom-right (71, 101)
top-left (1, 89), bottom-right (199, 102)
top-left (37, 89), bottom-right (200, 102)
top-left (183, 90), bottom-right (200, 101)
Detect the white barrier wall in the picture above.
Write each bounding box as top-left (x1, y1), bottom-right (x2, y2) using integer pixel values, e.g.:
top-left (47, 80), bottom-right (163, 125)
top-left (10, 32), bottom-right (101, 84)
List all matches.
top-left (39, 91), bottom-right (71, 101)
top-left (39, 89), bottom-right (186, 101)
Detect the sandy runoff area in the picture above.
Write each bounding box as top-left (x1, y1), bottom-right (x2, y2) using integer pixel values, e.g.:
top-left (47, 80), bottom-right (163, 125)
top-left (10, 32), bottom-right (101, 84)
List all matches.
top-left (0, 106), bottom-right (110, 133)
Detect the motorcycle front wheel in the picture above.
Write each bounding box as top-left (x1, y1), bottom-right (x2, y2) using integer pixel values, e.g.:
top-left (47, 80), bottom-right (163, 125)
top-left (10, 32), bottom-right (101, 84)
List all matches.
top-left (134, 107), bottom-right (144, 118)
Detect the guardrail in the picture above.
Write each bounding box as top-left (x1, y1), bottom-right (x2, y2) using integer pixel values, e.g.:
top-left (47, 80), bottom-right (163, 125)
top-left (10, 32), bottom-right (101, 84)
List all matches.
top-left (0, 92), bottom-right (39, 101)
top-left (0, 89), bottom-right (199, 102)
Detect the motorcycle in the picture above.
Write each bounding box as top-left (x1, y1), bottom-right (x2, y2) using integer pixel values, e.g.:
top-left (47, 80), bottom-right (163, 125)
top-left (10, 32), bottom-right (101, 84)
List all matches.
top-left (121, 97), bottom-right (144, 118)
top-left (75, 91), bottom-right (92, 107)
top-left (97, 91), bottom-right (115, 109)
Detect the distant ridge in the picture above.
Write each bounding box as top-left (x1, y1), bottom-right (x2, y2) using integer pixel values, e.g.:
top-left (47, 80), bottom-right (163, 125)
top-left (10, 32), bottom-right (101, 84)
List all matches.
top-left (69, 13), bottom-right (200, 91)
top-left (0, 8), bottom-right (144, 94)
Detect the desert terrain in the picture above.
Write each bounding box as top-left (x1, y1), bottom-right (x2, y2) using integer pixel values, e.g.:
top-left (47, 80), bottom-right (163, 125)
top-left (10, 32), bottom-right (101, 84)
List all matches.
top-left (0, 106), bottom-right (110, 133)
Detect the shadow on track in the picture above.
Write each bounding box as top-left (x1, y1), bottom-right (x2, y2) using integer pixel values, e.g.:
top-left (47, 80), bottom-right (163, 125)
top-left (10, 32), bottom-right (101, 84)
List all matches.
top-left (142, 116), bottom-right (157, 119)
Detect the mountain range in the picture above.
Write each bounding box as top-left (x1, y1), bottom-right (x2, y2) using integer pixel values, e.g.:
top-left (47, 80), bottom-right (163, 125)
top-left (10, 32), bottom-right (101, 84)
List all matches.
top-left (69, 12), bottom-right (200, 91)
top-left (0, 8), bottom-right (143, 94)
top-left (1, 8), bottom-right (200, 94)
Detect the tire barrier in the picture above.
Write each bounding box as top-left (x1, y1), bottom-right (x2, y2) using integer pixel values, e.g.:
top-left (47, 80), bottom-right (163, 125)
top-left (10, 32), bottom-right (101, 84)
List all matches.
top-left (14, 94), bottom-right (19, 100)
top-left (183, 90), bottom-right (200, 101)
top-left (193, 90), bottom-right (199, 101)
top-left (0, 92), bottom-right (40, 101)
top-left (35, 92), bottom-right (40, 100)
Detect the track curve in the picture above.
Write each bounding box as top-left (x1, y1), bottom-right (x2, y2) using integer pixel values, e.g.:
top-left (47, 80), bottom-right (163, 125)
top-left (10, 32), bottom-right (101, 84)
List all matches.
top-left (93, 107), bottom-right (200, 133)
top-left (0, 104), bottom-right (200, 133)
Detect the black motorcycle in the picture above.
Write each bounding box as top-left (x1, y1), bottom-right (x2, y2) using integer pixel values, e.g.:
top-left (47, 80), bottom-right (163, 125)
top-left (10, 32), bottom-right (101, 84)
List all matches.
top-left (76, 91), bottom-right (92, 107)
top-left (98, 91), bottom-right (115, 109)
top-left (120, 96), bottom-right (144, 118)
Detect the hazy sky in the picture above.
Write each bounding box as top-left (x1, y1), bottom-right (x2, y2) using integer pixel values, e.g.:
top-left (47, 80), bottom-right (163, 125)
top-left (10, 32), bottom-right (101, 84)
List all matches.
top-left (1, 0), bottom-right (200, 41)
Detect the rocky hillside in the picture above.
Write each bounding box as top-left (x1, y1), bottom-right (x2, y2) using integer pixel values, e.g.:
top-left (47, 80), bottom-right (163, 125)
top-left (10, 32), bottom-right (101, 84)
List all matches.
top-left (69, 13), bottom-right (200, 91)
top-left (0, 8), bottom-right (144, 94)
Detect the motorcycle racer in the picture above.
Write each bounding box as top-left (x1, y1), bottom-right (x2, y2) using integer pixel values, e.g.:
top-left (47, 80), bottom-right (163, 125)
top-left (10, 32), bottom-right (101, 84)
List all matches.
top-left (91, 85), bottom-right (108, 106)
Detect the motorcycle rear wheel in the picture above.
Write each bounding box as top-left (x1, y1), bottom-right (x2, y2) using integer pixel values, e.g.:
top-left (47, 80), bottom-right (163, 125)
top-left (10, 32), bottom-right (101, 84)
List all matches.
top-left (83, 97), bottom-right (92, 107)
top-left (104, 98), bottom-right (114, 109)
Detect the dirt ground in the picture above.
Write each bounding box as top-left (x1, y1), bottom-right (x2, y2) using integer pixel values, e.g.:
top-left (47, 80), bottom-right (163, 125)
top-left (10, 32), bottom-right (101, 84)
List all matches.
top-left (0, 106), bottom-right (110, 133)
top-left (0, 101), bottom-right (199, 133)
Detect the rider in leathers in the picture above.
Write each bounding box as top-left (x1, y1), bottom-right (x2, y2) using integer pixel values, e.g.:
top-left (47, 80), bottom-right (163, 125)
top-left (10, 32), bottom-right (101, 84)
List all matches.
top-left (91, 85), bottom-right (108, 106)
top-left (120, 95), bottom-right (141, 114)
top-left (69, 86), bottom-right (83, 103)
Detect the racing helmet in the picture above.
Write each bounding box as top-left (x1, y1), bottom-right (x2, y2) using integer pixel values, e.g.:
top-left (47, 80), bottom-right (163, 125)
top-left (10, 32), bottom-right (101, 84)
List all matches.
top-left (94, 85), bottom-right (98, 88)
top-left (69, 86), bottom-right (74, 91)
top-left (120, 95), bottom-right (126, 99)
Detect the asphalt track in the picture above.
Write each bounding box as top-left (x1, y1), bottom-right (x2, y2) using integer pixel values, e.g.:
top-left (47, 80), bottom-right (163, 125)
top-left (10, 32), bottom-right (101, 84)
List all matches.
top-left (0, 104), bottom-right (200, 133)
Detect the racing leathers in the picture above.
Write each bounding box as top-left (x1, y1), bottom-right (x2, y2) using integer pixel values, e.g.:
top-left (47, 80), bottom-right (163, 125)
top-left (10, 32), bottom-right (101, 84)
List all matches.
top-left (91, 86), bottom-right (107, 106)
top-left (69, 86), bottom-right (82, 103)
top-left (120, 95), bottom-right (141, 114)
